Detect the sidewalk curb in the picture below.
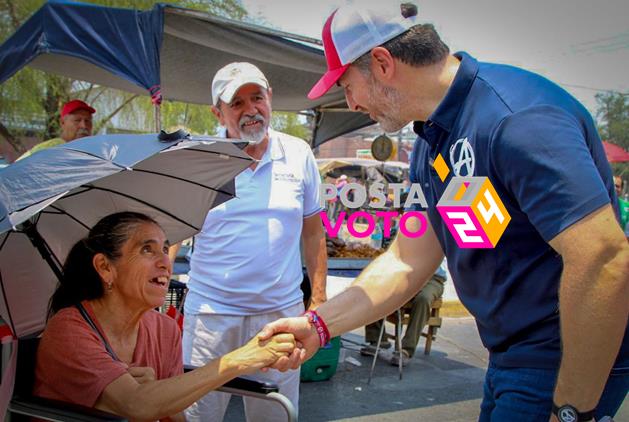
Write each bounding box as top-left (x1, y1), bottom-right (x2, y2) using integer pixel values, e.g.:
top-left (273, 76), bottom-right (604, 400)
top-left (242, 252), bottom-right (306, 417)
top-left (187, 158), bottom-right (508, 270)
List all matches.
top-left (440, 300), bottom-right (471, 318)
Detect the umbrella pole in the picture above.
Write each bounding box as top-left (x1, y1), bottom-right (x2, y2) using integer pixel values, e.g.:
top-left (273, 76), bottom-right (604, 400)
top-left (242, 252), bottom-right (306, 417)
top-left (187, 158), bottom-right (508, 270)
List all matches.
top-left (22, 221), bottom-right (64, 282)
top-left (154, 104), bottom-right (161, 132)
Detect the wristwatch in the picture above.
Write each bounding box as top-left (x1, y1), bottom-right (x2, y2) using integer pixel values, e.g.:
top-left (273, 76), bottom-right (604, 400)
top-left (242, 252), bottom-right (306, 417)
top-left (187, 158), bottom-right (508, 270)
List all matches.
top-left (552, 403), bottom-right (595, 422)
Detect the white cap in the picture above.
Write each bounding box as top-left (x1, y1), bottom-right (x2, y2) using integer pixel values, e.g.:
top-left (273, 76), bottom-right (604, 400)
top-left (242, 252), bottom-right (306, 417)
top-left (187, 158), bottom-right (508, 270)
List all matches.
top-left (308, 3), bottom-right (417, 99)
top-left (211, 62), bottom-right (270, 105)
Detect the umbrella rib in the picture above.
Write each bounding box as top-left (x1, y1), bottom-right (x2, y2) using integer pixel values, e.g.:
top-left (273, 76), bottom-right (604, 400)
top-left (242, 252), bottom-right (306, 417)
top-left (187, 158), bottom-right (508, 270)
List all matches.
top-left (185, 147), bottom-right (253, 163)
top-left (39, 209), bottom-right (66, 214)
top-left (80, 186), bottom-right (201, 231)
top-left (59, 147), bottom-right (130, 170)
top-left (20, 221), bottom-right (65, 281)
top-left (52, 186), bottom-right (91, 201)
top-left (130, 168), bottom-right (235, 197)
top-left (45, 205), bottom-right (91, 231)
top-left (0, 232), bottom-right (8, 251)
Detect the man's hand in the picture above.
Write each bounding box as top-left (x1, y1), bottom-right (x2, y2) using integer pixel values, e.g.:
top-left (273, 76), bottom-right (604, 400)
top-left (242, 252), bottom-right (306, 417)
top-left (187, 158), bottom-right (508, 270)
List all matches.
top-left (257, 316), bottom-right (320, 371)
top-left (224, 333), bottom-right (296, 374)
top-left (128, 366), bottom-right (156, 384)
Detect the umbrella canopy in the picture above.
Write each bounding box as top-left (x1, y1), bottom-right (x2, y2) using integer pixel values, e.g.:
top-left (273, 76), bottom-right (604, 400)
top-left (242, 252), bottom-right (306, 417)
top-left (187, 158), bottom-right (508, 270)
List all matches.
top-left (602, 141), bottom-right (629, 163)
top-left (0, 133), bottom-right (253, 337)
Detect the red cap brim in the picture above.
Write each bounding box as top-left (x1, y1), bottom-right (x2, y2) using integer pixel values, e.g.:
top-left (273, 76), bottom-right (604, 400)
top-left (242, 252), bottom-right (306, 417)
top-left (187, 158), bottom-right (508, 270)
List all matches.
top-left (307, 64), bottom-right (349, 100)
top-left (61, 102), bottom-right (96, 118)
top-left (81, 105), bottom-right (96, 114)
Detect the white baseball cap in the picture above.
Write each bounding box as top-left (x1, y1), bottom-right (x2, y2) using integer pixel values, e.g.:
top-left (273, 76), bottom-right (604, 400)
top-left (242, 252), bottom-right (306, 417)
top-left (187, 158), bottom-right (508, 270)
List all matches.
top-left (308, 3), bottom-right (417, 100)
top-left (211, 62), bottom-right (270, 105)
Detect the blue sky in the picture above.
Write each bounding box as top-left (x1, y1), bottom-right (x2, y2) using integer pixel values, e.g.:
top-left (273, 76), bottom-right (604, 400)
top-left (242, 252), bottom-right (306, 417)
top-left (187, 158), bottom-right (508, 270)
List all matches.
top-left (242, 0), bottom-right (629, 117)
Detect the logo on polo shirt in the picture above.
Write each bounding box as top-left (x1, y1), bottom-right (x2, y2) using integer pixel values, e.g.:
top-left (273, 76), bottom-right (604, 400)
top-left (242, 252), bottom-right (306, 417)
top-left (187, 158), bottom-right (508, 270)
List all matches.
top-left (450, 137), bottom-right (475, 177)
top-left (274, 172), bottom-right (299, 183)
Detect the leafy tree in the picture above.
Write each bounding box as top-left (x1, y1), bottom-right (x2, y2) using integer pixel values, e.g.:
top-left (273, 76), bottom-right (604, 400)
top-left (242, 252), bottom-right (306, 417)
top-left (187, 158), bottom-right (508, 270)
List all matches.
top-left (0, 0), bottom-right (247, 157)
top-left (271, 112), bottom-right (311, 142)
top-left (0, 0), bottom-right (52, 153)
top-left (596, 91), bottom-right (629, 175)
top-left (596, 91), bottom-right (629, 150)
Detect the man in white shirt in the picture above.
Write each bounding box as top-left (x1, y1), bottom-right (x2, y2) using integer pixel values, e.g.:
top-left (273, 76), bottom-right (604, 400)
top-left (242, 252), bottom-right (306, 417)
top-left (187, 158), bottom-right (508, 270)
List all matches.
top-left (182, 62), bottom-right (327, 422)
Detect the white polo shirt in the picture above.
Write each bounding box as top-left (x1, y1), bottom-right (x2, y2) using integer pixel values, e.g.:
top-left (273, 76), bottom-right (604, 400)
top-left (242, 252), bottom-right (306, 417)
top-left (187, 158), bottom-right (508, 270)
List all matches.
top-left (185, 128), bottom-right (322, 315)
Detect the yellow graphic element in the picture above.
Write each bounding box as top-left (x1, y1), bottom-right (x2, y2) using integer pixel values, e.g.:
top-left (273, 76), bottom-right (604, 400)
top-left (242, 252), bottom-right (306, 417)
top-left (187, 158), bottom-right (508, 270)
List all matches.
top-left (433, 154), bottom-right (450, 182)
top-left (453, 182), bottom-right (467, 201)
top-left (470, 178), bottom-right (511, 247)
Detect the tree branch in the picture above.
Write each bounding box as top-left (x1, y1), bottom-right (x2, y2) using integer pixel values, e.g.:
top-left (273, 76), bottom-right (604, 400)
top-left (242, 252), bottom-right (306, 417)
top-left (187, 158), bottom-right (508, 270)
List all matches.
top-left (83, 82), bottom-right (95, 102)
top-left (89, 86), bottom-right (107, 105)
top-left (94, 94), bottom-right (139, 133)
top-left (5, 0), bottom-right (21, 29)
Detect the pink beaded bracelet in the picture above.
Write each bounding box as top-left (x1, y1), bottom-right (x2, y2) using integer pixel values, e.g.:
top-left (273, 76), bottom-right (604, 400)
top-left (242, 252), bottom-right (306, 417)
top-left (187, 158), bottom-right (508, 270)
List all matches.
top-left (304, 310), bottom-right (331, 347)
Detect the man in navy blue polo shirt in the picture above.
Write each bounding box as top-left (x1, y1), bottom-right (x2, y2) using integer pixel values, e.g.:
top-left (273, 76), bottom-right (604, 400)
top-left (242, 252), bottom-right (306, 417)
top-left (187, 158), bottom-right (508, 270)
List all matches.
top-left (260, 3), bottom-right (628, 422)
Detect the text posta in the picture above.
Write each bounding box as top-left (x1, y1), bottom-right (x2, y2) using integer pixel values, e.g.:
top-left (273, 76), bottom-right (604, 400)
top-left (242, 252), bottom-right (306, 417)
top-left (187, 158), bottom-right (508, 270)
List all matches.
top-left (320, 182), bottom-right (428, 209)
top-left (320, 182), bottom-right (429, 239)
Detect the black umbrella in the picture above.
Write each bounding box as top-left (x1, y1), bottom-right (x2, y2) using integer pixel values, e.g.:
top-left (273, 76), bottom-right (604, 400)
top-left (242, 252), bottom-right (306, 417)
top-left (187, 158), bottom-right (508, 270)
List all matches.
top-left (0, 132), bottom-right (252, 337)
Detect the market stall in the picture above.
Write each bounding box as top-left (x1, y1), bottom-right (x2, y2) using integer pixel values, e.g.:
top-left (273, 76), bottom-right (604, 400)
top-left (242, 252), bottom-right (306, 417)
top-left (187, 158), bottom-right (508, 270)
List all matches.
top-left (0, 1), bottom-right (373, 146)
top-left (317, 158), bottom-right (410, 259)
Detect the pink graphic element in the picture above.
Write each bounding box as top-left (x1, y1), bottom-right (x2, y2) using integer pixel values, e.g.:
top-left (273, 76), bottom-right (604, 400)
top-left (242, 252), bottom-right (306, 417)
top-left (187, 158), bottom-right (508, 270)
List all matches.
top-left (320, 210), bottom-right (430, 239)
top-left (320, 211), bottom-right (345, 237)
top-left (347, 211), bottom-right (375, 238)
top-left (375, 211), bottom-right (399, 237)
top-left (463, 182), bottom-right (470, 188)
top-left (399, 212), bottom-right (428, 238)
top-left (436, 205), bottom-right (492, 248)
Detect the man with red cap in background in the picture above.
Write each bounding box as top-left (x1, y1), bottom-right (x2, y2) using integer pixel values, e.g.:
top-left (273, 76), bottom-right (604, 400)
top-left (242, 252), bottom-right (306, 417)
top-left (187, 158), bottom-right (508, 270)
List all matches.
top-left (19, 99), bottom-right (95, 159)
top-left (260, 3), bottom-right (628, 422)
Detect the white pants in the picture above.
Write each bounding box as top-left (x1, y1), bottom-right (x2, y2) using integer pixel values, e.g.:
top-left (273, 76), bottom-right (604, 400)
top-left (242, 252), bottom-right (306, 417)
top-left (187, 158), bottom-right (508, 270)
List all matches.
top-left (182, 302), bottom-right (303, 422)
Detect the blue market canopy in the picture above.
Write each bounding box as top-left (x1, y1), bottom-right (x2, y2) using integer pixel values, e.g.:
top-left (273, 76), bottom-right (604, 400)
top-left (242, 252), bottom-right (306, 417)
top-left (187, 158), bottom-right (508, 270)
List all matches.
top-left (0, 0), bottom-right (372, 147)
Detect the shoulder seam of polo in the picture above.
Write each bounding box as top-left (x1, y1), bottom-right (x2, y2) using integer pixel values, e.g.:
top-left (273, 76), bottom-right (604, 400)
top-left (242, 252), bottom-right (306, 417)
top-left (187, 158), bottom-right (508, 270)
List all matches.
top-left (475, 75), bottom-right (515, 115)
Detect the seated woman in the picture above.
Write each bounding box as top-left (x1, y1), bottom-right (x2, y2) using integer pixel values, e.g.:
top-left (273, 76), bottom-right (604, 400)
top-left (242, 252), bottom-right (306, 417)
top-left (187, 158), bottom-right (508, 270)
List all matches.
top-left (34, 212), bottom-right (295, 421)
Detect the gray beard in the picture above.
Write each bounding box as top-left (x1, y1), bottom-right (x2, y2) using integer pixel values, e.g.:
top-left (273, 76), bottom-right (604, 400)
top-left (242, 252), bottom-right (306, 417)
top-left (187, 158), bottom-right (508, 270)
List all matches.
top-left (239, 126), bottom-right (267, 145)
top-left (368, 75), bottom-right (408, 133)
top-left (238, 114), bottom-right (268, 145)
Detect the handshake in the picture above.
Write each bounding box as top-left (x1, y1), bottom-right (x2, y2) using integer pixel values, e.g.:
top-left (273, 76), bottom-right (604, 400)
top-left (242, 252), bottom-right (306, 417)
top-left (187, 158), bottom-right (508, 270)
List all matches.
top-left (231, 314), bottom-right (324, 373)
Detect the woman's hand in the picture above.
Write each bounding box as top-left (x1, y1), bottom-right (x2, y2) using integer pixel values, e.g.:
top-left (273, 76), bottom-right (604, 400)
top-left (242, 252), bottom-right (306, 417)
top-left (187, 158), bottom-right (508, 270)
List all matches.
top-left (225, 333), bottom-right (296, 374)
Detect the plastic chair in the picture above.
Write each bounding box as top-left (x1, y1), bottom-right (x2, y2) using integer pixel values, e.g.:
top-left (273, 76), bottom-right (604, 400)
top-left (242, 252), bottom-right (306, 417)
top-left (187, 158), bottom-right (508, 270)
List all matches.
top-left (7, 338), bottom-right (297, 422)
top-left (367, 298), bottom-right (443, 384)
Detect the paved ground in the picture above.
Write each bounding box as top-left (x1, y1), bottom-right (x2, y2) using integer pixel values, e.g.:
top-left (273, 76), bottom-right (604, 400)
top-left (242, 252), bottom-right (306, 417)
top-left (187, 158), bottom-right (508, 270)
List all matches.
top-left (225, 317), bottom-right (628, 421)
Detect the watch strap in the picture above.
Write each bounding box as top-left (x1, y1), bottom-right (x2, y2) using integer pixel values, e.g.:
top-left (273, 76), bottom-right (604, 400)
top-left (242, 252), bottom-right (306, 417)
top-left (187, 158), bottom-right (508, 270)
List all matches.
top-left (552, 403), bottom-right (595, 422)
